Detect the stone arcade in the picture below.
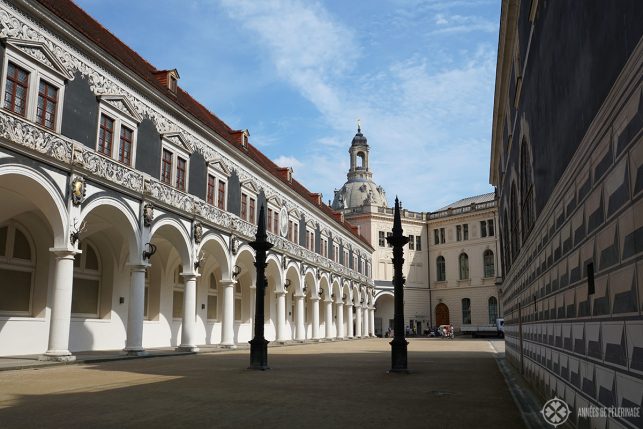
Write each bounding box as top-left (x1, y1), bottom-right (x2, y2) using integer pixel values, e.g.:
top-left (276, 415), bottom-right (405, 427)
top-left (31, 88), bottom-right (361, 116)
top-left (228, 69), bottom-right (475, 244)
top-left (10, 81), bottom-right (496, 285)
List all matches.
top-left (0, 0), bottom-right (376, 359)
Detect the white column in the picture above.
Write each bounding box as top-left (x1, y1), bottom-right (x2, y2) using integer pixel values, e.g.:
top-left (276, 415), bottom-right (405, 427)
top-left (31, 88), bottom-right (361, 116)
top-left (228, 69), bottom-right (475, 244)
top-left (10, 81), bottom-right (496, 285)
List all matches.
top-left (369, 307), bottom-right (375, 337)
top-left (295, 295), bottom-right (305, 341)
top-left (178, 273), bottom-right (199, 352)
top-left (347, 304), bottom-right (354, 338)
top-left (355, 305), bottom-right (363, 337)
top-left (41, 249), bottom-right (77, 361)
top-left (336, 302), bottom-right (344, 339)
top-left (325, 299), bottom-right (333, 339)
top-left (124, 264), bottom-right (147, 355)
top-left (276, 290), bottom-right (287, 342)
top-left (363, 306), bottom-right (369, 337)
top-left (312, 296), bottom-right (320, 340)
top-left (220, 280), bottom-right (236, 348)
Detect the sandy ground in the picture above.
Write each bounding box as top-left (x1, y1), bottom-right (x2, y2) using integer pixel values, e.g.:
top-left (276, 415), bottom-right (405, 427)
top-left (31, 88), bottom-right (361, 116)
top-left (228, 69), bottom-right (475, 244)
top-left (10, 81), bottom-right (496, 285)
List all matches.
top-left (0, 338), bottom-right (523, 429)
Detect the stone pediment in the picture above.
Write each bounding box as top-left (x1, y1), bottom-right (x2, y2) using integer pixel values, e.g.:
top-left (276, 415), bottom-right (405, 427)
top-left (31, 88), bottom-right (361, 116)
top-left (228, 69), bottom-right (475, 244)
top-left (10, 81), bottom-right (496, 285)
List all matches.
top-left (98, 95), bottom-right (142, 123)
top-left (163, 131), bottom-right (193, 153)
top-left (4, 38), bottom-right (73, 80)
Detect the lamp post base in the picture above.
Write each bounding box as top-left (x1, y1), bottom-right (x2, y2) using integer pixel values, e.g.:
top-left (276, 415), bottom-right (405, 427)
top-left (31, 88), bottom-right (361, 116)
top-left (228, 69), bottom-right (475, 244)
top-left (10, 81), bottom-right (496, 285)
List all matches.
top-left (390, 337), bottom-right (409, 373)
top-left (248, 337), bottom-right (270, 370)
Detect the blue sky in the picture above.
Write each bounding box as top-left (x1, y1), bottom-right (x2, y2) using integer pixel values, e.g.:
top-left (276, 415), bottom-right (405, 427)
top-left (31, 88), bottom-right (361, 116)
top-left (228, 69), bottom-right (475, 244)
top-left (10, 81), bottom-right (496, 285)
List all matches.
top-left (75, 0), bottom-right (501, 211)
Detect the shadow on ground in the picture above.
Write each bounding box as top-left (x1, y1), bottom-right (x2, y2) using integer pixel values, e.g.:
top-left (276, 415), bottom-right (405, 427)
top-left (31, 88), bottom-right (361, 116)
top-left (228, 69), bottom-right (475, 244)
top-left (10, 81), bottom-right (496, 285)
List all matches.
top-left (0, 339), bottom-right (524, 429)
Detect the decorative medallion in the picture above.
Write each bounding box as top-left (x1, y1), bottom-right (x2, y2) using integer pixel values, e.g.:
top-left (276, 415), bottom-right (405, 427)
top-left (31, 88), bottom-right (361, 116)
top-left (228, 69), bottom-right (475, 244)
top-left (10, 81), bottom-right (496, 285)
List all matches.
top-left (230, 236), bottom-right (238, 255)
top-left (70, 176), bottom-right (86, 206)
top-left (143, 203), bottom-right (154, 227)
top-left (193, 222), bottom-right (203, 244)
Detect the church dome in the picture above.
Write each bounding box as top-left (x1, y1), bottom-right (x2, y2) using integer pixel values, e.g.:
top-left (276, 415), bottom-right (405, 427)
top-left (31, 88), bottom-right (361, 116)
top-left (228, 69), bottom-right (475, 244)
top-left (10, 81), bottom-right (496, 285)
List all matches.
top-left (331, 125), bottom-right (387, 210)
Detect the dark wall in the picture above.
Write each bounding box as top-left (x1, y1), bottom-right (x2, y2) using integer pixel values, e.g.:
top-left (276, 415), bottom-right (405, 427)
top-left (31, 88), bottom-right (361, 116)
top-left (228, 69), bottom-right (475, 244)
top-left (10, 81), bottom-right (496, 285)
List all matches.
top-left (188, 151), bottom-right (206, 200)
top-left (299, 215), bottom-right (306, 247)
top-left (226, 170), bottom-right (241, 216)
top-left (501, 1), bottom-right (643, 216)
top-left (61, 72), bottom-right (98, 148)
top-left (135, 119), bottom-right (161, 177)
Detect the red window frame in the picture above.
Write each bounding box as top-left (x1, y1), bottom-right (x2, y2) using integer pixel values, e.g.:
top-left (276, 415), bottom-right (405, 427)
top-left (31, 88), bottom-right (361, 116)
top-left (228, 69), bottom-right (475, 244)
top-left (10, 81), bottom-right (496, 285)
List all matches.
top-left (217, 180), bottom-right (226, 209)
top-left (119, 126), bottom-right (133, 165)
top-left (176, 157), bottom-right (187, 191)
top-left (241, 194), bottom-right (247, 220)
top-left (36, 80), bottom-right (58, 129)
top-left (273, 211), bottom-right (279, 236)
top-left (161, 149), bottom-right (173, 185)
top-left (249, 198), bottom-right (256, 224)
top-left (98, 114), bottom-right (114, 157)
top-left (267, 208), bottom-right (273, 233)
top-left (207, 174), bottom-right (215, 205)
top-left (4, 62), bottom-right (29, 116)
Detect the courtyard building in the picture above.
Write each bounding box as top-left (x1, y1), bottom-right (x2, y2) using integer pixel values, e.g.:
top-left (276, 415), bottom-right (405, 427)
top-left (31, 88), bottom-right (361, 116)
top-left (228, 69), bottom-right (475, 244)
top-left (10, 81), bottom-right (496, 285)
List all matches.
top-left (489, 1), bottom-right (643, 428)
top-left (0, 0), bottom-right (375, 359)
top-left (332, 127), bottom-right (502, 336)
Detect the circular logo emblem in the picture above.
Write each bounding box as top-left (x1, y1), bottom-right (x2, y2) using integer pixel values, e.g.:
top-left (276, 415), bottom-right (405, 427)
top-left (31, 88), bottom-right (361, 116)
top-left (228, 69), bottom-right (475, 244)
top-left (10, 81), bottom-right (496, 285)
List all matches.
top-left (279, 206), bottom-right (288, 237)
top-left (541, 397), bottom-right (570, 427)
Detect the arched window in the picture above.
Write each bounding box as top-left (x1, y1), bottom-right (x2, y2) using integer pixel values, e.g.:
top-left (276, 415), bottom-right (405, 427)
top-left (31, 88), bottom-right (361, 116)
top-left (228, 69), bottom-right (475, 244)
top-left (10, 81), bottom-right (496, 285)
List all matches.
top-left (488, 297), bottom-right (498, 324)
top-left (483, 250), bottom-right (495, 278)
top-left (459, 253), bottom-right (469, 280)
top-left (510, 182), bottom-right (520, 260)
top-left (207, 273), bottom-right (218, 320)
top-left (502, 209), bottom-right (511, 271)
top-left (72, 241), bottom-right (101, 317)
top-left (436, 256), bottom-right (446, 281)
top-left (520, 140), bottom-right (535, 240)
top-left (461, 298), bottom-right (471, 324)
top-left (0, 223), bottom-right (35, 315)
top-left (172, 265), bottom-right (184, 319)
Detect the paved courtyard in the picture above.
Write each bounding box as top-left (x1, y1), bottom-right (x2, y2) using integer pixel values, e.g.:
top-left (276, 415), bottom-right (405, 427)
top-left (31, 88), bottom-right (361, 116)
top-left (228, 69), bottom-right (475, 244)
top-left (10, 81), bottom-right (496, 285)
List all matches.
top-left (0, 338), bottom-right (525, 429)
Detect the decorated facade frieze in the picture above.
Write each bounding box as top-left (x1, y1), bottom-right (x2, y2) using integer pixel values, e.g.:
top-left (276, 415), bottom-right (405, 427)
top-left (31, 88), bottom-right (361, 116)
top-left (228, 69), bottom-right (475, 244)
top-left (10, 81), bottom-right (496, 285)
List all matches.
top-left (0, 111), bottom-right (73, 163)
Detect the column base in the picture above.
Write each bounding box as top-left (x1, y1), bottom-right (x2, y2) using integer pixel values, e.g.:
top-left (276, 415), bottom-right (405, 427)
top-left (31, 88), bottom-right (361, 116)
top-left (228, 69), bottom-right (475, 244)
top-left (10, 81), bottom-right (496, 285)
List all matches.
top-left (123, 348), bottom-right (148, 356)
top-left (335, 337), bottom-right (345, 341)
top-left (311, 338), bottom-right (322, 342)
top-left (176, 345), bottom-right (200, 352)
top-left (219, 343), bottom-right (237, 350)
top-left (295, 339), bottom-right (306, 343)
top-left (39, 351), bottom-right (76, 362)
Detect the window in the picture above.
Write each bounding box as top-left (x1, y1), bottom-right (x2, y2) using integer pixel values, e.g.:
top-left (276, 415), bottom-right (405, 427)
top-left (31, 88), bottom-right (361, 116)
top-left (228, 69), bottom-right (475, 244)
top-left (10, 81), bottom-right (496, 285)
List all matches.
top-left (161, 141), bottom-right (190, 191)
top-left (434, 229), bottom-right (439, 245)
top-left (172, 265), bottom-right (184, 319)
top-left (459, 253), bottom-right (469, 280)
top-left (488, 297), bottom-right (498, 324)
top-left (306, 229), bottom-right (315, 251)
top-left (96, 97), bottom-right (140, 166)
top-left (480, 221), bottom-right (487, 237)
top-left (267, 208), bottom-right (274, 233)
top-left (440, 228), bottom-right (445, 243)
top-left (343, 249), bottom-right (349, 266)
top-left (463, 224), bottom-right (468, 240)
top-left (72, 241), bottom-right (101, 318)
top-left (207, 169), bottom-right (228, 211)
top-left (272, 210), bottom-right (279, 235)
top-left (333, 243), bottom-right (339, 263)
top-left (207, 174), bottom-right (216, 204)
top-left (4, 62), bottom-right (29, 116)
top-left (98, 114), bottom-right (114, 157)
top-left (520, 140), bottom-right (535, 240)
top-left (456, 225), bottom-right (462, 241)
top-left (436, 256), bottom-right (446, 282)
top-left (461, 298), bottom-right (471, 324)
top-left (320, 237), bottom-right (328, 258)
top-left (0, 223), bottom-right (35, 315)
top-left (249, 197), bottom-right (256, 224)
top-left (207, 273), bottom-right (218, 320)
top-left (288, 219), bottom-right (299, 243)
top-left (408, 235), bottom-right (415, 250)
top-left (241, 194), bottom-right (247, 221)
top-left (36, 80), bottom-right (58, 129)
top-left (488, 219), bottom-right (495, 236)
top-left (217, 179), bottom-right (226, 209)
top-left (415, 236), bottom-right (421, 251)
top-left (353, 254), bottom-right (358, 270)
top-left (379, 231), bottom-right (385, 247)
top-left (483, 250), bottom-right (495, 278)
top-left (387, 232), bottom-right (393, 247)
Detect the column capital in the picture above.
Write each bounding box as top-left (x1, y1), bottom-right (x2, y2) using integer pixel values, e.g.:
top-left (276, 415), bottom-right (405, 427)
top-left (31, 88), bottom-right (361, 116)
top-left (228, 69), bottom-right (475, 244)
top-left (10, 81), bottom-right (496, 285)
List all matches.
top-left (275, 290), bottom-right (286, 297)
top-left (310, 296), bottom-right (320, 302)
top-left (126, 262), bottom-right (150, 272)
top-left (49, 247), bottom-right (79, 259)
top-left (180, 272), bottom-right (200, 281)
top-left (219, 279), bottom-right (237, 287)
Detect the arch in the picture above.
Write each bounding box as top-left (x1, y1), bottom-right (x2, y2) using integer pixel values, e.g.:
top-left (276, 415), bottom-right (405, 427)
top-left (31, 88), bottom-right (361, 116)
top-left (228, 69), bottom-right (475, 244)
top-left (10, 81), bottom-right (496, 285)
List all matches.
top-left (150, 217), bottom-right (192, 270)
top-left (197, 233), bottom-right (231, 280)
top-left (435, 303), bottom-right (449, 326)
top-left (373, 290), bottom-right (394, 304)
top-left (0, 221), bottom-right (36, 315)
top-left (0, 165), bottom-right (67, 247)
top-left (458, 253), bottom-right (469, 280)
top-left (285, 265), bottom-right (301, 294)
top-left (356, 151), bottom-right (366, 169)
top-left (79, 196), bottom-right (141, 262)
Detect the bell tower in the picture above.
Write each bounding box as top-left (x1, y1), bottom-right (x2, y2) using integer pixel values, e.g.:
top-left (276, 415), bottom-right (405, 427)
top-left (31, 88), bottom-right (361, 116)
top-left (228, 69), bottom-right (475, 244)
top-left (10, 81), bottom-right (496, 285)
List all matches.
top-left (348, 120), bottom-right (372, 181)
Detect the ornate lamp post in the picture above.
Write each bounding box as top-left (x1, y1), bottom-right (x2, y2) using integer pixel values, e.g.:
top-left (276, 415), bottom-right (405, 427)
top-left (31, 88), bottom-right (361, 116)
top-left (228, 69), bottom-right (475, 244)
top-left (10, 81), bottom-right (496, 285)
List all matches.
top-left (386, 197), bottom-right (410, 373)
top-left (249, 204), bottom-right (274, 370)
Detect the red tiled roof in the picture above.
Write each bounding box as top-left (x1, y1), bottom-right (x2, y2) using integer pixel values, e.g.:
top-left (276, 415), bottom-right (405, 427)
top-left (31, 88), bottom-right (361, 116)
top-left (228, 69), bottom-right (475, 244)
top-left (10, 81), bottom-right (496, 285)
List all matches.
top-left (35, 0), bottom-right (373, 251)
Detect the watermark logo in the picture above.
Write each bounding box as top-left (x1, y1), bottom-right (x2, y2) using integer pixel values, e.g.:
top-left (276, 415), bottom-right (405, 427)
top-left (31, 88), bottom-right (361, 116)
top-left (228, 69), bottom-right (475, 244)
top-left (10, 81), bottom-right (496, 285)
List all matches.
top-left (541, 397), bottom-right (570, 427)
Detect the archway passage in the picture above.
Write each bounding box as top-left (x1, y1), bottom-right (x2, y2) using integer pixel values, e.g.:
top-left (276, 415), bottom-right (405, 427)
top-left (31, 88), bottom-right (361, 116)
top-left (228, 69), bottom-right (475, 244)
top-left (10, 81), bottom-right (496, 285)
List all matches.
top-left (436, 303), bottom-right (450, 326)
top-left (374, 293), bottom-right (394, 337)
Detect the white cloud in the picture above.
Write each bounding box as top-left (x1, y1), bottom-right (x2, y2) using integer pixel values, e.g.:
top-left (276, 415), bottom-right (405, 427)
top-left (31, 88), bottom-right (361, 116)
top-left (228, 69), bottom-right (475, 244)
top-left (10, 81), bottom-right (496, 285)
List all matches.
top-left (273, 155), bottom-right (303, 171)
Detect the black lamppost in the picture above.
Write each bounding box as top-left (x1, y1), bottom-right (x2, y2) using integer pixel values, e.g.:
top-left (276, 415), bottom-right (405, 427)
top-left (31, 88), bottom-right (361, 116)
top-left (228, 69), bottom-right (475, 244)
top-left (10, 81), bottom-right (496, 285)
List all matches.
top-left (386, 197), bottom-right (410, 373)
top-left (249, 204), bottom-right (273, 370)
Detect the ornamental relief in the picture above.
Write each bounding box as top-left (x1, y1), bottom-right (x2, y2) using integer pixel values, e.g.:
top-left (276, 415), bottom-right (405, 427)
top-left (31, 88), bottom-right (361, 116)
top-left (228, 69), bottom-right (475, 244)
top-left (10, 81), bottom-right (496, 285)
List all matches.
top-left (0, 3), bottom-right (369, 263)
top-left (0, 111), bottom-right (72, 163)
top-left (74, 147), bottom-right (145, 192)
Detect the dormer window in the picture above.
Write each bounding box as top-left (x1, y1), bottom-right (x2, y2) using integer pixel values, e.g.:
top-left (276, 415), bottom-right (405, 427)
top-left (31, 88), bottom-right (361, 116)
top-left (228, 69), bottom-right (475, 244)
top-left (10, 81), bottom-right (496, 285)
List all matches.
top-left (153, 69), bottom-right (180, 94)
top-left (169, 74), bottom-right (177, 93)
